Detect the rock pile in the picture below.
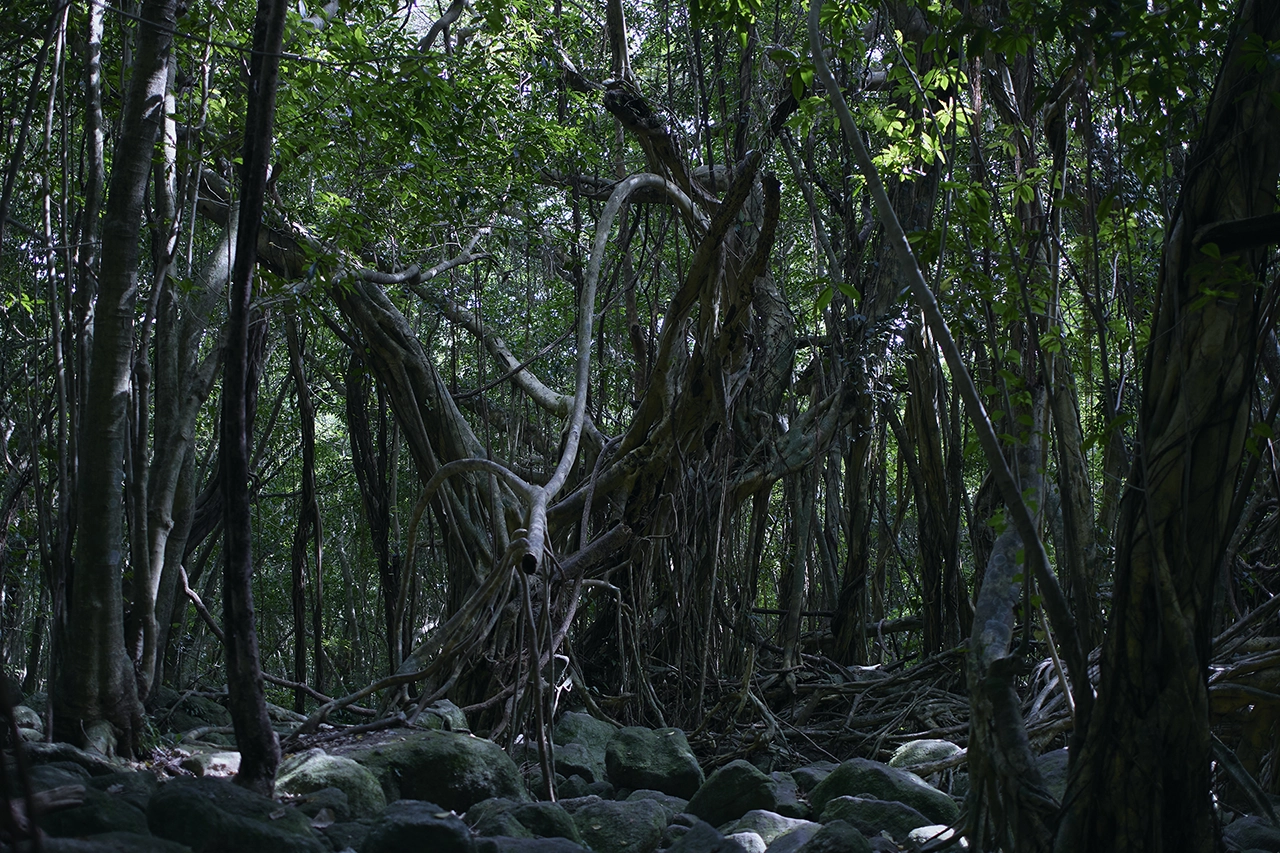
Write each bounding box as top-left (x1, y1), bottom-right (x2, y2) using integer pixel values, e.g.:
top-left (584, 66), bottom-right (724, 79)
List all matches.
top-left (3, 704), bottom-right (988, 852)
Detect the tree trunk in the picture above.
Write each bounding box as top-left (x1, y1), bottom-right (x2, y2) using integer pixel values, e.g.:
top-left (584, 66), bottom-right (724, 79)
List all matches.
top-left (286, 317), bottom-right (322, 710)
top-left (221, 0), bottom-right (287, 796)
top-left (54, 0), bottom-right (177, 756)
top-left (1057, 2), bottom-right (1280, 849)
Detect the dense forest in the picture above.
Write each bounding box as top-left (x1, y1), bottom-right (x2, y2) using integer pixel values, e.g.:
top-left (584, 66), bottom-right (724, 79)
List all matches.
top-left (1, 0), bottom-right (1279, 848)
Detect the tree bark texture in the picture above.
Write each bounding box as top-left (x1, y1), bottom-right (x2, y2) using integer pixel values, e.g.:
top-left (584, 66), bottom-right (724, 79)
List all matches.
top-left (221, 0), bottom-right (288, 796)
top-left (55, 0), bottom-right (176, 755)
top-left (1058, 2), bottom-right (1280, 849)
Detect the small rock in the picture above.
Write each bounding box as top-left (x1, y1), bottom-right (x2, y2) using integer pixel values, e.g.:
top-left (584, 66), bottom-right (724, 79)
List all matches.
top-left (888, 740), bottom-right (961, 770)
top-left (808, 759), bottom-right (958, 827)
top-left (726, 831), bottom-right (768, 853)
top-left (291, 786), bottom-right (351, 822)
top-left (764, 824), bottom-right (820, 853)
top-left (662, 816), bottom-right (749, 853)
top-left (626, 788), bottom-right (688, 822)
top-left (687, 759), bottom-right (777, 827)
top-left (559, 774), bottom-right (615, 799)
top-left (421, 699), bottom-right (470, 731)
top-left (12, 704), bottom-right (43, 733)
top-left (555, 743), bottom-right (602, 782)
top-left (768, 772), bottom-right (808, 819)
top-left (1035, 749), bottom-right (1068, 804)
top-left (794, 819), bottom-right (872, 853)
top-left (791, 762), bottom-right (838, 794)
top-left (571, 797), bottom-right (668, 853)
top-left (722, 810), bottom-right (817, 845)
top-left (359, 799), bottom-right (474, 853)
top-left (907, 824), bottom-right (967, 850)
top-left (819, 795), bottom-right (931, 841)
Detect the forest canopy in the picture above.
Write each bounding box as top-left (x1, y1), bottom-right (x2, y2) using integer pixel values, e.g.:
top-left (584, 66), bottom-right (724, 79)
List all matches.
top-left (1, 0), bottom-right (1279, 848)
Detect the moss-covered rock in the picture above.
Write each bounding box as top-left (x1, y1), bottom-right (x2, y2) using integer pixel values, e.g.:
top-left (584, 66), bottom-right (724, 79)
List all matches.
top-left (604, 727), bottom-right (703, 799)
top-left (147, 776), bottom-right (324, 853)
top-left (346, 730), bottom-right (528, 812)
top-left (571, 797), bottom-right (668, 853)
top-left (808, 758), bottom-right (958, 826)
top-left (277, 748), bottom-right (387, 818)
top-left (686, 759), bottom-right (776, 827)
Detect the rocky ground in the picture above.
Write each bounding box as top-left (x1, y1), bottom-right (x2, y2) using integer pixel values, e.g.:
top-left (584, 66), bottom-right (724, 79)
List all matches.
top-left (2, 692), bottom-right (1277, 852)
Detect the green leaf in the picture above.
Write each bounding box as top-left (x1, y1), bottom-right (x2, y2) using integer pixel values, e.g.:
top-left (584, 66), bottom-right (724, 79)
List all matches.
top-left (816, 286), bottom-right (834, 313)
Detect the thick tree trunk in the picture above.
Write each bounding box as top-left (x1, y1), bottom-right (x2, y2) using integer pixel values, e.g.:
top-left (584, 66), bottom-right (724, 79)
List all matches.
top-left (54, 0), bottom-right (176, 755)
top-left (221, 0), bottom-right (287, 796)
top-left (1057, 2), bottom-right (1280, 849)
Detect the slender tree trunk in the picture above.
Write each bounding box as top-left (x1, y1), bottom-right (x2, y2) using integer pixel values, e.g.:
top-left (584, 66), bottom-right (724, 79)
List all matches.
top-left (286, 317), bottom-right (322, 709)
top-left (54, 0), bottom-right (176, 756)
top-left (1058, 3), bottom-right (1280, 848)
top-left (221, 0), bottom-right (287, 795)
top-left (345, 353), bottom-right (399, 671)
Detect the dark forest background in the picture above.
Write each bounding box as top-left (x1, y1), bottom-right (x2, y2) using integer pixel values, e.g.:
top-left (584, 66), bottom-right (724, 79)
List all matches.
top-left (1, 0), bottom-right (1279, 848)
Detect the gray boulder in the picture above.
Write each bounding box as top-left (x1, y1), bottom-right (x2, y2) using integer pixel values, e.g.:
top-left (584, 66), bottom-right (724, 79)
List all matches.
top-left (626, 788), bottom-right (687, 822)
top-left (147, 776), bottom-right (325, 853)
top-left (605, 727), bottom-right (704, 799)
top-left (87, 770), bottom-right (160, 812)
top-left (1035, 748), bottom-right (1069, 804)
top-left (24, 741), bottom-right (124, 776)
top-left (687, 759), bottom-right (777, 827)
top-left (38, 784), bottom-right (150, 838)
top-left (467, 797), bottom-right (581, 843)
top-left (558, 774), bottom-right (615, 799)
top-left (12, 703), bottom-right (43, 734)
top-left (1225, 815), bottom-right (1280, 852)
top-left (662, 816), bottom-right (749, 853)
top-left (359, 799), bottom-right (474, 853)
top-left (421, 698), bottom-right (470, 731)
top-left (571, 797), bottom-right (668, 853)
top-left (764, 824), bottom-right (821, 853)
top-left (291, 785), bottom-right (350, 821)
top-left (727, 830), bottom-right (768, 853)
top-left (907, 824), bottom-right (967, 851)
top-left (808, 759), bottom-right (958, 826)
top-left (346, 729), bottom-right (528, 811)
top-left (888, 740), bottom-right (961, 770)
top-left (554, 712), bottom-right (618, 783)
top-left (723, 810), bottom-right (818, 846)
top-left (319, 819), bottom-right (372, 851)
top-left (791, 762), bottom-right (838, 794)
top-left (794, 819), bottom-right (871, 853)
top-left (768, 772), bottom-right (808, 819)
top-left (554, 743), bottom-right (601, 783)
top-left (152, 687), bottom-right (232, 735)
top-left (276, 748), bottom-right (387, 817)
top-left (818, 795), bottom-right (931, 841)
